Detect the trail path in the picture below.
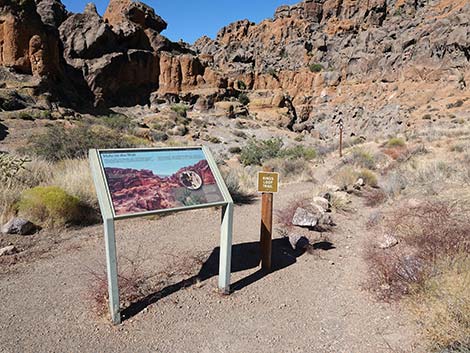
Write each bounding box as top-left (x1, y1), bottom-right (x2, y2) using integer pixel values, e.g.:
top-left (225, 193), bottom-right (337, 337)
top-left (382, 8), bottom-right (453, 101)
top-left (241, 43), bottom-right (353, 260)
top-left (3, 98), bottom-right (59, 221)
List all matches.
top-left (0, 158), bottom-right (422, 353)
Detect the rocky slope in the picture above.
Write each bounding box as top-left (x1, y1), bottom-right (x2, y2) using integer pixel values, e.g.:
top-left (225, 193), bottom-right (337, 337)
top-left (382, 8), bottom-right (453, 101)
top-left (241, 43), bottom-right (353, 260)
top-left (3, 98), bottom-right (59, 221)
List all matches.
top-left (0, 0), bottom-right (469, 138)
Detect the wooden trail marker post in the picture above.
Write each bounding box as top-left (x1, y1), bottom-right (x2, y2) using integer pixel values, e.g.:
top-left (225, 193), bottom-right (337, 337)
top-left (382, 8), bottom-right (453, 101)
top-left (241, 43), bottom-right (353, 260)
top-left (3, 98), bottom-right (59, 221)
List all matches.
top-left (338, 118), bottom-right (344, 158)
top-left (257, 168), bottom-right (279, 271)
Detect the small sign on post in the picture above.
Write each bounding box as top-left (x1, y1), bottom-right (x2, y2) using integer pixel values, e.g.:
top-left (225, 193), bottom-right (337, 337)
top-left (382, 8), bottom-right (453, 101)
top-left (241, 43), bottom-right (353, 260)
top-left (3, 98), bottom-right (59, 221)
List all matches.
top-left (257, 168), bottom-right (279, 271)
top-left (337, 118), bottom-right (344, 158)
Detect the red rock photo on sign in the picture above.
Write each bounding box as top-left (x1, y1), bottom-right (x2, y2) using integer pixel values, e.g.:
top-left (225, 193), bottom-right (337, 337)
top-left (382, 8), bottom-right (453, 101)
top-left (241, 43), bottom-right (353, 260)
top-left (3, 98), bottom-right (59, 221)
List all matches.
top-left (104, 160), bottom-right (222, 215)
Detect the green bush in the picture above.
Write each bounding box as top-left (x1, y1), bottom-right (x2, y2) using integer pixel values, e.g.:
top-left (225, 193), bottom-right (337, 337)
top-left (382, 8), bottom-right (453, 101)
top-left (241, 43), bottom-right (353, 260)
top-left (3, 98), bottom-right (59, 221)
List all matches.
top-left (240, 138), bottom-right (284, 166)
top-left (240, 139), bottom-right (318, 166)
top-left (238, 93), bottom-right (250, 106)
top-left (99, 114), bottom-right (135, 132)
top-left (26, 124), bottom-right (137, 161)
top-left (309, 63), bottom-right (324, 73)
top-left (281, 145), bottom-right (317, 161)
top-left (348, 148), bottom-right (377, 169)
top-left (237, 80), bottom-right (247, 90)
top-left (358, 169), bottom-right (378, 187)
top-left (387, 137), bottom-right (406, 147)
top-left (171, 103), bottom-right (188, 117)
top-left (18, 186), bottom-right (82, 227)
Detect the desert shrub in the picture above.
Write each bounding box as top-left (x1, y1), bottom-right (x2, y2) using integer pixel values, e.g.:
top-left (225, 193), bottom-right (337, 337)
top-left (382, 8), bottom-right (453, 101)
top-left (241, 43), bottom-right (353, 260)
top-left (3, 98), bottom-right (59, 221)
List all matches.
top-left (99, 114), bottom-right (136, 132)
top-left (333, 166), bottom-right (358, 189)
top-left (382, 170), bottom-right (408, 197)
top-left (0, 158), bottom-right (53, 224)
top-left (387, 137), bottom-right (406, 147)
top-left (363, 188), bottom-right (387, 207)
top-left (238, 93), bottom-right (250, 106)
top-left (0, 153), bottom-right (30, 183)
top-left (221, 168), bottom-right (256, 205)
top-left (357, 169), bottom-right (378, 187)
top-left (329, 192), bottom-right (353, 212)
top-left (408, 254), bottom-right (470, 351)
top-left (281, 145), bottom-right (317, 161)
top-left (240, 138), bottom-right (283, 166)
top-left (275, 197), bottom-right (310, 228)
top-left (446, 100), bottom-right (464, 109)
top-left (228, 146), bottom-right (241, 154)
top-left (346, 148), bottom-right (376, 169)
top-left (26, 124), bottom-right (137, 161)
top-left (309, 63), bottom-right (324, 73)
top-left (265, 158), bottom-right (313, 181)
top-left (18, 186), bottom-right (83, 227)
top-left (170, 103), bottom-right (188, 117)
top-left (150, 131), bottom-right (169, 142)
top-left (232, 130), bottom-right (247, 139)
top-left (366, 200), bottom-right (470, 301)
top-left (423, 114), bottom-right (432, 120)
top-left (237, 80), bottom-right (247, 90)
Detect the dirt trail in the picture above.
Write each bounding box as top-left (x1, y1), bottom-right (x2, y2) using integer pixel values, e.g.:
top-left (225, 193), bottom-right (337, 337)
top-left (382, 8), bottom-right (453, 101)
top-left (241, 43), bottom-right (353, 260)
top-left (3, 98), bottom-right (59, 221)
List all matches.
top-left (0, 164), bottom-right (423, 352)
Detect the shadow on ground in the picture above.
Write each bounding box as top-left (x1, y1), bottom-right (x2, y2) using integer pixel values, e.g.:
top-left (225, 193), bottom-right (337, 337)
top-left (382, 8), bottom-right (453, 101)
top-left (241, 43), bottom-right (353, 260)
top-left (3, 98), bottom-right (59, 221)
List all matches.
top-left (121, 237), bottom-right (334, 321)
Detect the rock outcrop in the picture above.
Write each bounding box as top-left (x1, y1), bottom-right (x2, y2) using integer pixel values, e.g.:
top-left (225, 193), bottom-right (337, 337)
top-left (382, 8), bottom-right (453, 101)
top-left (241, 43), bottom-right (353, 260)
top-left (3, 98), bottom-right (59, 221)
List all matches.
top-left (0, 0), bottom-right (60, 77)
top-left (0, 0), bottom-right (468, 132)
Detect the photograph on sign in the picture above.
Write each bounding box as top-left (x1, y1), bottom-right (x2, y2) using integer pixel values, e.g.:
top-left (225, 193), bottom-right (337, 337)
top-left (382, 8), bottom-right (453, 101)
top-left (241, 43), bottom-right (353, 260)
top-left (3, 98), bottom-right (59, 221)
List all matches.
top-left (99, 149), bottom-right (225, 216)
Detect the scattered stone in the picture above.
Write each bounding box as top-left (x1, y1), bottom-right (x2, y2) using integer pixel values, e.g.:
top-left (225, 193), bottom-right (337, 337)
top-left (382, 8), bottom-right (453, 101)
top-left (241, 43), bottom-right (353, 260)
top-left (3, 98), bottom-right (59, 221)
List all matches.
top-left (292, 208), bottom-right (319, 228)
top-left (1, 218), bottom-right (38, 235)
top-left (287, 234), bottom-right (310, 250)
top-left (312, 196), bottom-right (329, 212)
top-left (0, 245), bottom-right (18, 256)
top-left (379, 234), bottom-right (399, 249)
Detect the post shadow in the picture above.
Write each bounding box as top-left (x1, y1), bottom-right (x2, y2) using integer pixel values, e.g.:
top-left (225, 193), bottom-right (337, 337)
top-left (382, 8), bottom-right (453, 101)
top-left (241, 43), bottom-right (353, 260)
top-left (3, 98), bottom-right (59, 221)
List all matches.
top-left (120, 237), bottom-right (334, 321)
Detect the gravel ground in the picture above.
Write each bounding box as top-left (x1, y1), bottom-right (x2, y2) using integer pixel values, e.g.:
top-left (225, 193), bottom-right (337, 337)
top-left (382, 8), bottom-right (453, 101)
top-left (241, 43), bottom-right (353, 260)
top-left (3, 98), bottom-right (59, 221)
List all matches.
top-left (0, 182), bottom-right (423, 353)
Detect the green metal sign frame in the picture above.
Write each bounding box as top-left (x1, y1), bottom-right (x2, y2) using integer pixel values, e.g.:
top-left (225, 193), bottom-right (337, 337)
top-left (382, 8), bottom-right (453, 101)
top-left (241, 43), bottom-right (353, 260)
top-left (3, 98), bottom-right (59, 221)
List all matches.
top-left (89, 146), bottom-right (234, 324)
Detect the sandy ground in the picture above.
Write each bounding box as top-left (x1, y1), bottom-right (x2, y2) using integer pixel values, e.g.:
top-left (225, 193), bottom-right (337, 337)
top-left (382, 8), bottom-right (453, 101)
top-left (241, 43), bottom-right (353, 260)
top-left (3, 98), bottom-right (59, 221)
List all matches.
top-left (0, 177), bottom-right (424, 353)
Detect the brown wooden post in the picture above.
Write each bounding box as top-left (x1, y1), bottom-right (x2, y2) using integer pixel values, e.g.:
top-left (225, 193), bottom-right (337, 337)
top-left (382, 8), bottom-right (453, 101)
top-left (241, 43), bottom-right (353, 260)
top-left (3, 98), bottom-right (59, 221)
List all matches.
top-left (339, 119), bottom-right (344, 158)
top-left (260, 166), bottom-right (273, 271)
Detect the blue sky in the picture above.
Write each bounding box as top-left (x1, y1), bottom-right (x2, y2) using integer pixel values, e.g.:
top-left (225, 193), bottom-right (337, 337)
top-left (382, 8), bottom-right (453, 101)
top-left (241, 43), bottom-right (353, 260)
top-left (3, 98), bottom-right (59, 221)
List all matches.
top-left (61, 0), bottom-right (299, 43)
top-left (101, 149), bottom-right (206, 176)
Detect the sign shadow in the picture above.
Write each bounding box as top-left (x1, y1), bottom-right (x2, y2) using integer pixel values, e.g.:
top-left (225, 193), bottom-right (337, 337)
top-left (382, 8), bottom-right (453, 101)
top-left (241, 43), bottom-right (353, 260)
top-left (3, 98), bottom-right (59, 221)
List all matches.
top-left (121, 238), bottom-right (334, 321)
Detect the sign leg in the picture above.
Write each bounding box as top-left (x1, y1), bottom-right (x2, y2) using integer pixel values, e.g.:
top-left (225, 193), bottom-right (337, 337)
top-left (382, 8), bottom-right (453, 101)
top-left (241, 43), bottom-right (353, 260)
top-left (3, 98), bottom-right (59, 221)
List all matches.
top-left (104, 218), bottom-right (121, 324)
top-left (218, 203), bottom-right (233, 294)
top-left (260, 192), bottom-right (273, 271)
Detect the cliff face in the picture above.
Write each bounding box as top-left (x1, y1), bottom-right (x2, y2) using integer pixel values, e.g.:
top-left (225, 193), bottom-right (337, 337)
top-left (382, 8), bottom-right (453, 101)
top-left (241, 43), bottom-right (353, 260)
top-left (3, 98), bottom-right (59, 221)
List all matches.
top-left (0, 0), bottom-right (468, 131)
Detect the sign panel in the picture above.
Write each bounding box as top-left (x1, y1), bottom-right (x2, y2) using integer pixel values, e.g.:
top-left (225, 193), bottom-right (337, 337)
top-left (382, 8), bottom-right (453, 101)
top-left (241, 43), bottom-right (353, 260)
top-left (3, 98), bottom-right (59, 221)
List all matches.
top-left (98, 148), bottom-right (226, 218)
top-left (257, 171), bottom-right (279, 193)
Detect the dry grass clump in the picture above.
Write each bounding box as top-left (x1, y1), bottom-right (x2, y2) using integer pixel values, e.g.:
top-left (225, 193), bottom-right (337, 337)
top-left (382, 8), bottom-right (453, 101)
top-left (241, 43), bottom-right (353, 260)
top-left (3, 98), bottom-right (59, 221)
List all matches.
top-left (48, 159), bottom-right (97, 208)
top-left (408, 254), bottom-right (470, 352)
top-left (366, 200), bottom-right (470, 301)
top-left (357, 168), bottom-right (378, 187)
top-left (220, 168), bottom-right (256, 205)
top-left (344, 148), bottom-right (377, 169)
top-left (333, 166), bottom-right (358, 189)
top-left (363, 188), bottom-right (387, 207)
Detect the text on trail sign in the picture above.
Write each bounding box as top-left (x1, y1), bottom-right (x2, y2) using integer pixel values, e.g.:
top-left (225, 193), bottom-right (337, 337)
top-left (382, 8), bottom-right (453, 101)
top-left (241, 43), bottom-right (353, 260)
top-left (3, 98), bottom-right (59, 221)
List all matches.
top-left (257, 171), bottom-right (279, 193)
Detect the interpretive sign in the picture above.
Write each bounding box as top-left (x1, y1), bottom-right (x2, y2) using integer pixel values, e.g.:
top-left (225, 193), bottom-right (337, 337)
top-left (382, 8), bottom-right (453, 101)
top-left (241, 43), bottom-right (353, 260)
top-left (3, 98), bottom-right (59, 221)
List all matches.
top-left (257, 171), bottom-right (279, 193)
top-left (99, 148), bottom-right (226, 218)
top-left (89, 147), bottom-right (234, 324)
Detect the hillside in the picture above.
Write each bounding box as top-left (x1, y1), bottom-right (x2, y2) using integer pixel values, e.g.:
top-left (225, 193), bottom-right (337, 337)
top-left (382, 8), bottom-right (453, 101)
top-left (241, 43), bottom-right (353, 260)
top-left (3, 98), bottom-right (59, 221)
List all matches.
top-left (0, 0), bottom-right (468, 139)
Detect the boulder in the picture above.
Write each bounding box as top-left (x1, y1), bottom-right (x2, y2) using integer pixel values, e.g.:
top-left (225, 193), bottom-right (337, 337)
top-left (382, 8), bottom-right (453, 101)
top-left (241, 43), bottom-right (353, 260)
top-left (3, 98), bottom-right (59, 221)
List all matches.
top-left (35, 0), bottom-right (69, 27)
top-left (59, 4), bottom-right (118, 62)
top-left (104, 0), bottom-right (167, 33)
top-left (2, 218), bottom-right (38, 235)
top-left (379, 234), bottom-right (399, 249)
top-left (287, 234), bottom-right (310, 251)
top-left (292, 207), bottom-right (320, 228)
top-left (312, 196), bottom-right (330, 212)
top-left (0, 245), bottom-right (18, 256)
